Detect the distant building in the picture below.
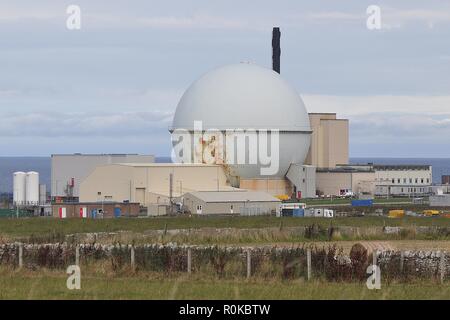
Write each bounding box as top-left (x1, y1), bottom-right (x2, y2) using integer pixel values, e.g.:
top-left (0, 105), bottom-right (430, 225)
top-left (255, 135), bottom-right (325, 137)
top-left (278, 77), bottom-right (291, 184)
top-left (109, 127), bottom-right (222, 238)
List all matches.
top-left (373, 165), bottom-right (432, 196)
top-left (305, 113), bottom-right (349, 168)
top-left (51, 154), bottom-right (154, 201)
top-left (442, 175), bottom-right (450, 185)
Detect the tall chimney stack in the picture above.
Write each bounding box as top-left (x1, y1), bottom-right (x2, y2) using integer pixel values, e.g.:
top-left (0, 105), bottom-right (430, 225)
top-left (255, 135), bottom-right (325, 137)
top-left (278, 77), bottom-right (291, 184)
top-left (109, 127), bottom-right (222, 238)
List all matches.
top-left (272, 27), bottom-right (281, 73)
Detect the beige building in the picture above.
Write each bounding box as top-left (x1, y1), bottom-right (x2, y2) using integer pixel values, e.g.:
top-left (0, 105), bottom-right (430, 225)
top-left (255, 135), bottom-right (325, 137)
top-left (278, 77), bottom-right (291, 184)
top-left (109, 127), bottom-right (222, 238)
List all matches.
top-left (316, 168), bottom-right (375, 197)
top-left (305, 113), bottom-right (349, 168)
top-left (183, 190), bottom-right (281, 215)
top-left (79, 163), bottom-right (233, 206)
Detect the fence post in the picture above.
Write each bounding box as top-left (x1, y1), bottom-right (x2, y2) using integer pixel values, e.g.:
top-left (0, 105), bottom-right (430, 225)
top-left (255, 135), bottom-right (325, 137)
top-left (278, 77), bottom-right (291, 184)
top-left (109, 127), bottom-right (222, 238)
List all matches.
top-left (18, 243), bottom-right (23, 269)
top-left (373, 250), bottom-right (377, 267)
top-left (440, 251), bottom-right (445, 284)
top-left (307, 248), bottom-right (311, 281)
top-left (246, 249), bottom-right (251, 279)
top-left (187, 248), bottom-right (192, 274)
top-left (400, 251), bottom-right (404, 273)
top-left (130, 245), bottom-right (135, 271)
top-left (75, 245), bottom-right (80, 266)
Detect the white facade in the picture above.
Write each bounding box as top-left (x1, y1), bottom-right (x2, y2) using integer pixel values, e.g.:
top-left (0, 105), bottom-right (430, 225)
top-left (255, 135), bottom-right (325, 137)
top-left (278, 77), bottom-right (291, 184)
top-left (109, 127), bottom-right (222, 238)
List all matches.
top-left (13, 171), bottom-right (26, 206)
top-left (373, 165), bottom-right (432, 196)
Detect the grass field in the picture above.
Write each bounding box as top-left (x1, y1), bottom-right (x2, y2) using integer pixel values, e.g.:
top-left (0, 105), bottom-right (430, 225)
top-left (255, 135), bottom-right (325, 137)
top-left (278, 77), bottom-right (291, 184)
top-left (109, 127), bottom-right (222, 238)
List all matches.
top-left (0, 270), bottom-right (448, 299)
top-left (1, 216), bottom-right (449, 239)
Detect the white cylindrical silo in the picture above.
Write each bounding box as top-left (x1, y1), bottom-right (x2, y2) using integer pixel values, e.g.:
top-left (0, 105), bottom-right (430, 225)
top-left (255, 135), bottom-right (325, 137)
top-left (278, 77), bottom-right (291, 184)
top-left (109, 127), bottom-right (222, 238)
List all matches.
top-left (13, 172), bottom-right (26, 206)
top-left (26, 171), bottom-right (39, 205)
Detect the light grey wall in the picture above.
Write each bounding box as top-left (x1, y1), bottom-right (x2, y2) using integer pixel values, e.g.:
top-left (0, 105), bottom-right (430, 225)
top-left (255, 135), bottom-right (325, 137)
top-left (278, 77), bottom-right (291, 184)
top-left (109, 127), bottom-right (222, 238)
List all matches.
top-left (51, 154), bottom-right (154, 197)
top-left (430, 195), bottom-right (450, 207)
top-left (184, 195), bottom-right (278, 215)
top-left (286, 164), bottom-right (316, 199)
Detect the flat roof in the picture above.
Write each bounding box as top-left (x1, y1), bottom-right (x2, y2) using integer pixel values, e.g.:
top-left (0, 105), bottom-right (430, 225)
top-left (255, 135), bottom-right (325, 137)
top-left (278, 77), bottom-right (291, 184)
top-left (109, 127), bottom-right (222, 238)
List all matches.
top-left (51, 153), bottom-right (153, 157)
top-left (373, 164), bottom-right (431, 170)
top-left (187, 191), bottom-right (281, 203)
top-left (116, 163), bottom-right (221, 167)
top-left (317, 167), bottom-right (374, 173)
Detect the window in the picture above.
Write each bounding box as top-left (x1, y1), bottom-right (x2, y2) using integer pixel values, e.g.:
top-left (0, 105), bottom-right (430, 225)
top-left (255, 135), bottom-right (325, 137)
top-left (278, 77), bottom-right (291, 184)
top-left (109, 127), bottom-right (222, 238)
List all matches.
top-left (403, 178), bottom-right (407, 184)
top-left (97, 192), bottom-right (102, 196)
top-left (302, 179), bottom-right (306, 183)
top-left (415, 178), bottom-right (418, 184)
top-left (401, 188), bottom-right (404, 193)
top-left (392, 179), bottom-right (395, 184)
top-left (230, 205), bottom-right (233, 210)
top-left (421, 178), bottom-right (424, 183)
top-left (410, 178), bottom-right (412, 183)
top-left (427, 178), bottom-right (430, 183)
top-left (397, 178), bottom-right (401, 184)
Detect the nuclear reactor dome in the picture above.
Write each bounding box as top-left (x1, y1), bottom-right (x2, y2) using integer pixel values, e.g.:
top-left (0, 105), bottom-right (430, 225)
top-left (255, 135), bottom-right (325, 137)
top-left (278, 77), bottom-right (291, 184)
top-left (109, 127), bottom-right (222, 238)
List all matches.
top-left (171, 63), bottom-right (311, 180)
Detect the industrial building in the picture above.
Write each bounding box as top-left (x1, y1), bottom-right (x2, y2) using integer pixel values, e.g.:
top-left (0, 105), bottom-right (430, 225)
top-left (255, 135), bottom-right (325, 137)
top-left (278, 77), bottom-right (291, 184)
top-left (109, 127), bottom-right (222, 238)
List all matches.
top-left (316, 167), bottom-right (375, 197)
top-left (183, 190), bottom-right (281, 215)
top-left (305, 113), bottom-right (349, 168)
top-left (51, 153), bottom-right (154, 201)
top-left (373, 165), bottom-right (432, 196)
top-left (442, 175), bottom-right (450, 185)
top-left (79, 163), bottom-right (233, 207)
top-left (43, 27), bottom-right (436, 219)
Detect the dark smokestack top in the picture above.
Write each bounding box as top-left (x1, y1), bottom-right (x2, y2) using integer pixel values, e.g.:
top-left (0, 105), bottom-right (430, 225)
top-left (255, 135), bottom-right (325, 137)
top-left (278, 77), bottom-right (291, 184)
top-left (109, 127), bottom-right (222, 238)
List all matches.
top-left (272, 27), bottom-right (281, 74)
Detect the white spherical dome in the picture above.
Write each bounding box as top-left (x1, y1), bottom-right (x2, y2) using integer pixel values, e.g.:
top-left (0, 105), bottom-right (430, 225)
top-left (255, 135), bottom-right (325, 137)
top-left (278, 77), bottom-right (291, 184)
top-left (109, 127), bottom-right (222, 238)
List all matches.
top-left (173, 63), bottom-right (310, 131)
top-left (171, 63), bottom-right (311, 180)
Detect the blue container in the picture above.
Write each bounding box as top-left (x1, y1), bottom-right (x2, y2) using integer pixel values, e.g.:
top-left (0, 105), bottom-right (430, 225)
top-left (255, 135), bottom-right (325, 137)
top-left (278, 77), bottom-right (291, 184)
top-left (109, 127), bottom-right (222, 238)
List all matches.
top-left (351, 199), bottom-right (373, 207)
top-left (293, 208), bottom-right (305, 217)
top-left (114, 207), bottom-right (121, 218)
top-left (91, 209), bottom-right (97, 218)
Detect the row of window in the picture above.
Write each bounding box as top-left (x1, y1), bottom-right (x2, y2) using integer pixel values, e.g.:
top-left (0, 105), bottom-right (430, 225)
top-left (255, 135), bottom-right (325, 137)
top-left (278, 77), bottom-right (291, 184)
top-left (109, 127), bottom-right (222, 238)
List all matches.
top-left (376, 178), bottom-right (430, 184)
top-left (399, 187), bottom-right (426, 193)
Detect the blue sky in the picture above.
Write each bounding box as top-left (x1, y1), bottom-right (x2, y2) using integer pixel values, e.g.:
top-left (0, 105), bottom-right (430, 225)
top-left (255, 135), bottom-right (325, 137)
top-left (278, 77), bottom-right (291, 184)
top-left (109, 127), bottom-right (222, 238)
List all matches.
top-left (0, 0), bottom-right (449, 157)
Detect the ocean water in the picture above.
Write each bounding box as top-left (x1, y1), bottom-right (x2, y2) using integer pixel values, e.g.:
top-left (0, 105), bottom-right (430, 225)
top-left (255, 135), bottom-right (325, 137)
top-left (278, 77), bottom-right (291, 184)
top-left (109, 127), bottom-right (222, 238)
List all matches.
top-left (1, 157), bottom-right (449, 193)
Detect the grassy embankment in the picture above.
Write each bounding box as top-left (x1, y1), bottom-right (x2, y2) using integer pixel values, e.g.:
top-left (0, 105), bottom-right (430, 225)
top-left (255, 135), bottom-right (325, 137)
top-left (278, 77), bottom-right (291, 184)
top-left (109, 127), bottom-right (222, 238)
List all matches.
top-left (0, 216), bottom-right (449, 245)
